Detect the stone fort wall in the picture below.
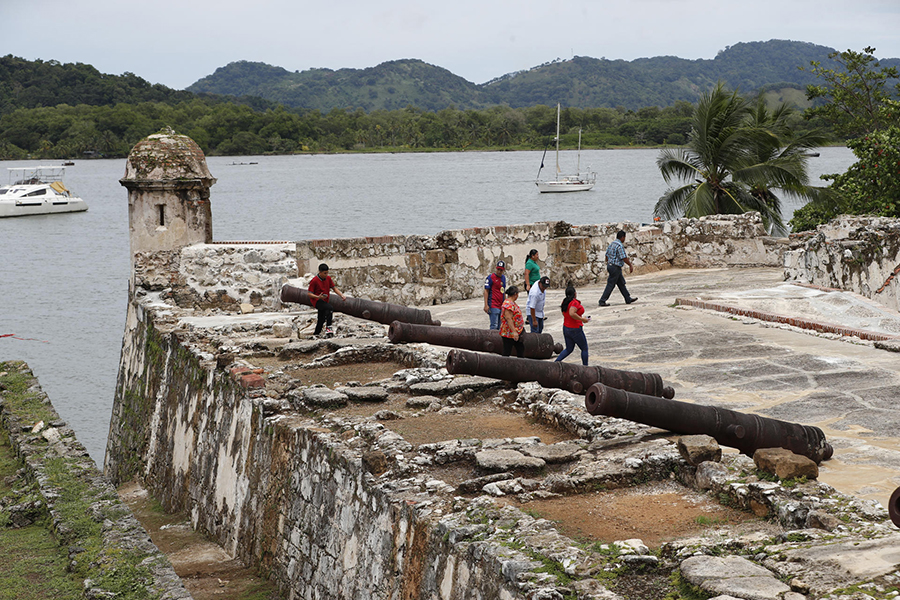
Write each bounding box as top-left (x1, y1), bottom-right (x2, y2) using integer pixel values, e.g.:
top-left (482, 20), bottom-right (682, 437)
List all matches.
top-left (136, 213), bottom-right (785, 312)
top-left (785, 216), bottom-right (900, 313)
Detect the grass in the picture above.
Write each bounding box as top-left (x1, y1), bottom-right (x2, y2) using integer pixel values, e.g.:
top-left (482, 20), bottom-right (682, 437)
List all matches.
top-left (0, 433), bottom-right (82, 600)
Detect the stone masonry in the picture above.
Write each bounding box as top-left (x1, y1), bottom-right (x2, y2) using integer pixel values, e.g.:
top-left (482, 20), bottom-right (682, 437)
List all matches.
top-left (785, 216), bottom-right (900, 312)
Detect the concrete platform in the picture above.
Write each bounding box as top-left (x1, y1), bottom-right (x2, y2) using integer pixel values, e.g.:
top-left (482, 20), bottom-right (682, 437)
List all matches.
top-left (427, 267), bottom-right (900, 509)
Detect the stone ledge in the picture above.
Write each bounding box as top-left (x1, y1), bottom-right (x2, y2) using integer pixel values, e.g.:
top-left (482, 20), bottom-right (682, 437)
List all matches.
top-left (674, 297), bottom-right (900, 342)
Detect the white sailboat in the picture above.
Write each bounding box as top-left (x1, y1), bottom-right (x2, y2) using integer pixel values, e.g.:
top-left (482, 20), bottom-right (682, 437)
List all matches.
top-left (535, 104), bottom-right (596, 193)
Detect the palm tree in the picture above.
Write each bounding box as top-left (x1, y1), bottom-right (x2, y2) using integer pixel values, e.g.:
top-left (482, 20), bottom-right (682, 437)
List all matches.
top-left (737, 99), bottom-right (828, 234)
top-left (654, 83), bottom-right (823, 235)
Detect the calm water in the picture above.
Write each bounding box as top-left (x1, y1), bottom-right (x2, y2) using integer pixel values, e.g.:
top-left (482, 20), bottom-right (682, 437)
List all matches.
top-left (0, 147), bottom-right (855, 465)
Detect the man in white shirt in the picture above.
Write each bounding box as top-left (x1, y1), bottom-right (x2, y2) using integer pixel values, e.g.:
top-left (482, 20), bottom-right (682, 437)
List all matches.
top-left (525, 276), bottom-right (550, 333)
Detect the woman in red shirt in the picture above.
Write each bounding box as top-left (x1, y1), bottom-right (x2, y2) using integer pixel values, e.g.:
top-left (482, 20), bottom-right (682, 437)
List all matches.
top-left (554, 284), bottom-right (590, 365)
top-left (499, 286), bottom-right (525, 358)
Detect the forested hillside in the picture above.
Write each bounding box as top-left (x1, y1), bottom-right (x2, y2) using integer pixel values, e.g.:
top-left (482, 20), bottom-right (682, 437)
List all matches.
top-left (186, 40), bottom-right (899, 111)
top-left (0, 40), bottom-right (880, 159)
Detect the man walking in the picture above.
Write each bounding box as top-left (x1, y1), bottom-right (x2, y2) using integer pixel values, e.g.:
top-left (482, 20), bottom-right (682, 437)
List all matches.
top-left (525, 276), bottom-right (550, 333)
top-left (598, 230), bottom-right (637, 306)
top-left (483, 260), bottom-right (507, 330)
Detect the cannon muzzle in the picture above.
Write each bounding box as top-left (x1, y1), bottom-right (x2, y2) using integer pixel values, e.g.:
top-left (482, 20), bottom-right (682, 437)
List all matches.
top-left (585, 382), bottom-right (833, 464)
top-left (446, 349), bottom-right (675, 398)
top-left (281, 284), bottom-right (440, 326)
top-left (390, 321), bottom-right (562, 360)
top-left (889, 487), bottom-right (900, 528)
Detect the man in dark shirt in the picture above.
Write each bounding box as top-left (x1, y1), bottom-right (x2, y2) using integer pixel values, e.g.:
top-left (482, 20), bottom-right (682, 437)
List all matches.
top-left (308, 263), bottom-right (346, 337)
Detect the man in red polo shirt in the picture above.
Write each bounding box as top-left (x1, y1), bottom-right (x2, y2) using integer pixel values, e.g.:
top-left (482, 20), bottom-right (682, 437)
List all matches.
top-left (308, 263), bottom-right (346, 337)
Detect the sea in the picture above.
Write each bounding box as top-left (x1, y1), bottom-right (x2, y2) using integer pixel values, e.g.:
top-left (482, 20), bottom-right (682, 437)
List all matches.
top-left (0, 147), bottom-right (856, 466)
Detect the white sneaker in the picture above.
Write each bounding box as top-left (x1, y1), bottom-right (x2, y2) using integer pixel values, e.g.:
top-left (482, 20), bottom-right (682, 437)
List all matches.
top-left (324, 327), bottom-right (334, 337)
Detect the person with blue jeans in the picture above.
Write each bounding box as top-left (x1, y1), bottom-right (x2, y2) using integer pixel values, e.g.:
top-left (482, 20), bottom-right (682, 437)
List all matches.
top-left (598, 230), bottom-right (637, 306)
top-left (483, 260), bottom-right (507, 330)
top-left (525, 276), bottom-right (550, 333)
top-left (555, 285), bottom-right (591, 365)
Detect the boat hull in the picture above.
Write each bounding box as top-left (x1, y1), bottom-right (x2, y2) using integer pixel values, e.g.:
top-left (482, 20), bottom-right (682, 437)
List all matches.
top-left (535, 181), bottom-right (595, 193)
top-left (0, 198), bottom-right (88, 217)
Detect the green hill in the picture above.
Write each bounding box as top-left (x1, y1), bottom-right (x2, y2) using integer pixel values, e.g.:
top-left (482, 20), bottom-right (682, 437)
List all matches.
top-left (186, 40), bottom-right (899, 111)
top-left (189, 59), bottom-right (489, 112)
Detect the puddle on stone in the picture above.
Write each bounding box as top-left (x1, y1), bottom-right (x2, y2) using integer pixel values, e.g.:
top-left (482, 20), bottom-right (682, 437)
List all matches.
top-left (502, 480), bottom-right (773, 549)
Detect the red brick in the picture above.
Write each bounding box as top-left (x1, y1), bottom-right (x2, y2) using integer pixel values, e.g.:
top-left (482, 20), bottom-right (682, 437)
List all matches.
top-left (240, 374), bottom-right (266, 388)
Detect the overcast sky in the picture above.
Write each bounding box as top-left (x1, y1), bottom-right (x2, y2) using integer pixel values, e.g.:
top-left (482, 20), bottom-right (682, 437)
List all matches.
top-left (3, 0), bottom-right (899, 90)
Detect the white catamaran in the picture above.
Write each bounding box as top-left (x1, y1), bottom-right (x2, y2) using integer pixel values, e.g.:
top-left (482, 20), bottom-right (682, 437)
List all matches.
top-left (535, 104), bottom-right (596, 193)
top-left (0, 166), bottom-right (88, 218)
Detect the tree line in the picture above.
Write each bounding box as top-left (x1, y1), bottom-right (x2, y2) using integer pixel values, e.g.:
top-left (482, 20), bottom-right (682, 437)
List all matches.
top-left (0, 100), bottom-right (693, 159)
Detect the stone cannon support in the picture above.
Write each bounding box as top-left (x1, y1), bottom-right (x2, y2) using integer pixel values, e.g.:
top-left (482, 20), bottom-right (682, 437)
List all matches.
top-left (584, 382), bottom-right (833, 464)
top-left (446, 348), bottom-right (675, 397)
top-left (281, 284), bottom-right (440, 326)
top-left (389, 321), bottom-right (562, 360)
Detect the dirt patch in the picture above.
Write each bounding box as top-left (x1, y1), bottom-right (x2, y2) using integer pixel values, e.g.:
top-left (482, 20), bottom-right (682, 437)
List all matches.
top-left (388, 408), bottom-right (578, 447)
top-left (118, 483), bottom-right (279, 600)
top-left (504, 480), bottom-right (771, 549)
top-left (286, 361), bottom-right (406, 387)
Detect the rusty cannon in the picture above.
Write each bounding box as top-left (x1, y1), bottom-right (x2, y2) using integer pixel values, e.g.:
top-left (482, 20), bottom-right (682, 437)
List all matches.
top-left (889, 487), bottom-right (900, 528)
top-left (280, 284), bottom-right (440, 326)
top-left (446, 348), bottom-right (675, 398)
top-left (389, 321), bottom-right (562, 360)
top-left (584, 382), bottom-right (833, 464)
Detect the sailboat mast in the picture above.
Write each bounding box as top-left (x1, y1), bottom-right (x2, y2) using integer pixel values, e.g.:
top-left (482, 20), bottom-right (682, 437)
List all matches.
top-left (577, 129), bottom-right (582, 173)
top-left (555, 103), bottom-right (561, 179)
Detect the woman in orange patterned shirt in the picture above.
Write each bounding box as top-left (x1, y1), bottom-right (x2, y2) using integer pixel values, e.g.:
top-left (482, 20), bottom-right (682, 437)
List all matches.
top-left (500, 286), bottom-right (525, 358)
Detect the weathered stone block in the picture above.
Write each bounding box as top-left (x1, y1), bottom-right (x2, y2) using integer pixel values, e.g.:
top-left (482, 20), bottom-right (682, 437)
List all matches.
top-left (677, 434), bottom-right (722, 466)
top-left (753, 447), bottom-right (819, 480)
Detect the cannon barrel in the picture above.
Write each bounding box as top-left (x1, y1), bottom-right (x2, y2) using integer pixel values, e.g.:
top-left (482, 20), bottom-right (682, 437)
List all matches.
top-left (281, 284), bottom-right (440, 326)
top-left (584, 382), bottom-right (833, 464)
top-left (390, 321), bottom-right (562, 360)
top-left (446, 349), bottom-right (675, 398)
top-left (890, 487), bottom-right (900, 528)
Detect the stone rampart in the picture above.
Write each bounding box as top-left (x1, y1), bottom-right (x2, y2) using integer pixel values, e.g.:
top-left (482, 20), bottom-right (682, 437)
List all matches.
top-left (143, 213), bottom-right (784, 311)
top-left (107, 302), bottom-right (546, 598)
top-left (784, 216), bottom-right (900, 312)
top-left (0, 361), bottom-right (190, 599)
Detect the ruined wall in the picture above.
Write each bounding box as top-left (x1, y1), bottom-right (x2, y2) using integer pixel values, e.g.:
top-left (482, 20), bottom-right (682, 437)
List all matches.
top-left (296, 213), bottom-right (783, 306)
top-left (784, 216), bottom-right (900, 312)
top-left (107, 302), bottom-right (530, 599)
top-left (145, 213), bottom-right (784, 311)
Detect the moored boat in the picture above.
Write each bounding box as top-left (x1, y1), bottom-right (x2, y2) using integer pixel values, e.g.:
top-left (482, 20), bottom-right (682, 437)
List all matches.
top-left (0, 166), bottom-right (88, 217)
top-left (535, 104), bottom-right (597, 193)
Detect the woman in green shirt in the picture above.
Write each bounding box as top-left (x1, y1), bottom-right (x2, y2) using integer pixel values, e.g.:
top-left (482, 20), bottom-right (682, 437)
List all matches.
top-left (524, 249), bottom-right (541, 290)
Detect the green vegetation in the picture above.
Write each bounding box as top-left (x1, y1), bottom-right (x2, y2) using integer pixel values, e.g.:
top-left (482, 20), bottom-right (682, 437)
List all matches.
top-left (0, 363), bottom-right (159, 599)
top-left (791, 47), bottom-right (900, 231)
top-left (654, 83), bottom-right (824, 234)
top-left (187, 41), bottom-right (859, 112)
top-left (0, 44), bottom-right (844, 160)
top-left (0, 430), bottom-right (82, 599)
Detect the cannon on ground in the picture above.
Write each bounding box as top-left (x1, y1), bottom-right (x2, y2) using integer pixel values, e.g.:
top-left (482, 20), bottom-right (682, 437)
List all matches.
top-left (281, 284), bottom-right (440, 326)
top-left (389, 320), bottom-right (562, 360)
top-left (890, 487), bottom-right (900, 528)
top-left (584, 382), bottom-right (833, 464)
top-left (446, 349), bottom-right (675, 398)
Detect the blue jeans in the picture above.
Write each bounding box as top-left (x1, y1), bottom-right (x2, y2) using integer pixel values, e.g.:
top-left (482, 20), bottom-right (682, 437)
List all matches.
top-left (527, 315), bottom-right (544, 334)
top-left (488, 307), bottom-right (502, 330)
top-left (599, 264), bottom-right (633, 303)
top-left (555, 326), bottom-right (589, 365)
